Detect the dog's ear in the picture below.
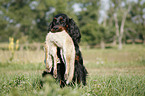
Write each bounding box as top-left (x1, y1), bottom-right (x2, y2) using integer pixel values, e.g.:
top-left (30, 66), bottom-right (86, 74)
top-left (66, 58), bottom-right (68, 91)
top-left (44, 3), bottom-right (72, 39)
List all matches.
top-left (48, 21), bottom-right (53, 32)
top-left (68, 18), bottom-right (81, 44)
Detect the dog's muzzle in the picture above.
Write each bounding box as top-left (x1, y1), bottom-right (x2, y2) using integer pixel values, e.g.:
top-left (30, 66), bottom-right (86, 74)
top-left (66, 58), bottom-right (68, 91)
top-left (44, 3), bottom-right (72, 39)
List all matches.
top-left (51, 25), bottom-right (65, 32)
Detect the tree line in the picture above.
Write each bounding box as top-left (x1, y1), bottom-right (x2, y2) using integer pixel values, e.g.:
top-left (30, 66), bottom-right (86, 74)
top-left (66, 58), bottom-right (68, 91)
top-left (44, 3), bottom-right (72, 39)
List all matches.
top-left (0, 0), bottom-right (145, 49)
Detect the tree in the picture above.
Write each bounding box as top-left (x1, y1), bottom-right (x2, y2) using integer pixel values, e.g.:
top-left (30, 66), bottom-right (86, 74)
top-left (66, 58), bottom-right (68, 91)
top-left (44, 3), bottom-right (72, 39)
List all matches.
top-left (111, 0), bottom-right (132, 49)
top-left (114, 6), bottom-right (131, 49)
top-left (0, 0), bottom-right (78, 42)
top-left (130, 0), bottom-right (145, 44)
top-left (0, 0), bottom-right (37, 42)
top-left (78, 0), bottom-right (115, 48)
top-left (77, 0), bottom-right (106, 47)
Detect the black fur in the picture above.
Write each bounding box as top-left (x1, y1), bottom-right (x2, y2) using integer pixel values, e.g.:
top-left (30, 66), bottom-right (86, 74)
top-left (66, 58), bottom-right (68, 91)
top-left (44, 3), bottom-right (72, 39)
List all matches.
top-left (48, 14), bottom-right (81, 44)
top-left (44, 14), bottom-right (88, 87)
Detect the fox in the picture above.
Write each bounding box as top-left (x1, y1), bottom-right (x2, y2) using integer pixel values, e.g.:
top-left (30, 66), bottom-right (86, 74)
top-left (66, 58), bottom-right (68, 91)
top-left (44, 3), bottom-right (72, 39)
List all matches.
top-left (44, 30), bottom-right (75, 84)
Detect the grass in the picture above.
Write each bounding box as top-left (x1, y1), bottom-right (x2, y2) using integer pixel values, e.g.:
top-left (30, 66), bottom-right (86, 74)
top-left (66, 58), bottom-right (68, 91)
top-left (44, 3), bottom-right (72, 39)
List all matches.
top-left (0, 44), bottom-right (145, 96)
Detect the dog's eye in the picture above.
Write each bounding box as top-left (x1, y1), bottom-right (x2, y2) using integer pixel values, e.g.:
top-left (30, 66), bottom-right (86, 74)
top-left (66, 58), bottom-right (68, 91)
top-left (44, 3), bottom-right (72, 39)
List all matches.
top-left (59, 19), bottom-right (64, 23)
top-left (53, 18), bottom-right (57, 22)
top-left (59, 17), bottom-right (64, 22)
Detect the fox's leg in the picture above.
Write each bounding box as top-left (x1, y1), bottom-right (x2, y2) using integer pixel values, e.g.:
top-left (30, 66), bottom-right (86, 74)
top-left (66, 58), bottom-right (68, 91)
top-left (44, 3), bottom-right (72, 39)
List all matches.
top-left (62, 48), bottom-right (70, 81)
top-left (63, 47), bottom-right (75, 85)
top-left (53, 46), bottom-right (57, 78)
top-left (65, 49), bottom-right (75, 84)
top-left (45, 42), bottom-right (53, 73)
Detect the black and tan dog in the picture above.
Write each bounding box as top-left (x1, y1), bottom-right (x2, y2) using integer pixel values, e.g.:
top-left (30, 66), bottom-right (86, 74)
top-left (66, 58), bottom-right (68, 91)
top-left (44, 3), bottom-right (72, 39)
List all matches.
top-left (43, 14), bottom-right (88, 87)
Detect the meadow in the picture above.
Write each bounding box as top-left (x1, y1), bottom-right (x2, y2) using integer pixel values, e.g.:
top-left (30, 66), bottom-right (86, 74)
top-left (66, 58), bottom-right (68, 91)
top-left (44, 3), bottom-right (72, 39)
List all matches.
top-left (0, 44), bottom-right (145, 96)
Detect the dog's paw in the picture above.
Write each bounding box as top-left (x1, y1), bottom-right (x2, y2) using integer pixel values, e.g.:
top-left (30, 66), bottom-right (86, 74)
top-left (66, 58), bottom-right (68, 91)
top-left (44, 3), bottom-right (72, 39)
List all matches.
top-left (64, 74), bottom-right (68, 80)
top-left (42, 71), bottom-right (48, 77)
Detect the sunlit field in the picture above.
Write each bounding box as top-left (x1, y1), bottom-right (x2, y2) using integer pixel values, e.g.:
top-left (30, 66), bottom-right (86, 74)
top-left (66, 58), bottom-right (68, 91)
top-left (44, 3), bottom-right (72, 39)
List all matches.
top-left (0, 44), bottom-right (145, 96)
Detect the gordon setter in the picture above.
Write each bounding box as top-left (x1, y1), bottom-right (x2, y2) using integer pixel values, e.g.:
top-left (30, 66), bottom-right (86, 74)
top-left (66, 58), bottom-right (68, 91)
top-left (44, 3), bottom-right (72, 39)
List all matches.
top-left (43, 14), bottom-right (88, 87)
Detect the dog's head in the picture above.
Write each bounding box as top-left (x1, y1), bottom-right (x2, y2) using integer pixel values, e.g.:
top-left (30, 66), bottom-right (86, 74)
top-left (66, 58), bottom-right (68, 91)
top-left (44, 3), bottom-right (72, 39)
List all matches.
top-left (49, 14), bottom-right (69, 32)
top-left (48, 14), bottom-right (81, 43)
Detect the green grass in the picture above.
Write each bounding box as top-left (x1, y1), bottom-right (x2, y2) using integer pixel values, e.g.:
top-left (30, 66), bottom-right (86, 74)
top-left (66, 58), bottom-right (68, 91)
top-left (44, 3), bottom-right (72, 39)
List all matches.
top-left (84, 75), bottom-right (145, 96)
top-left (0, 73), bottom-right (144, 96)
top-left (0, 44), bottom-right (145, 96)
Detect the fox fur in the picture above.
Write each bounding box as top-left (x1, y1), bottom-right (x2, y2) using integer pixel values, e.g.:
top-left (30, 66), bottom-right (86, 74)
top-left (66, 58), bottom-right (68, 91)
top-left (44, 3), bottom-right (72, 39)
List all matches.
top-left (44, 30), bottom-right (75, 84)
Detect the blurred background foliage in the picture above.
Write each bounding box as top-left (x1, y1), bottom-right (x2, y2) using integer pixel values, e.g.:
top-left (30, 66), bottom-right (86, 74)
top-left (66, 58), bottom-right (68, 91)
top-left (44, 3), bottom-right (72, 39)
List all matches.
top-left (0, 0), bottom-right (145, 49)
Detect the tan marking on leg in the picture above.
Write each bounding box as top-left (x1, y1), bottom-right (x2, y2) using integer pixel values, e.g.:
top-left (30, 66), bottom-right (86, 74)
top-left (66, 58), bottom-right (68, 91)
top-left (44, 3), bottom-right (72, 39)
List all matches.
top-left (75, 55), bottom-right (79, 61)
